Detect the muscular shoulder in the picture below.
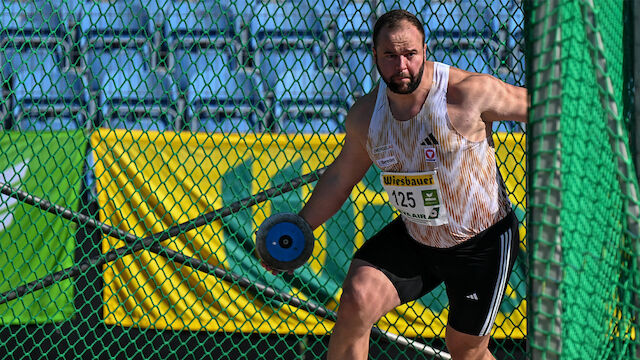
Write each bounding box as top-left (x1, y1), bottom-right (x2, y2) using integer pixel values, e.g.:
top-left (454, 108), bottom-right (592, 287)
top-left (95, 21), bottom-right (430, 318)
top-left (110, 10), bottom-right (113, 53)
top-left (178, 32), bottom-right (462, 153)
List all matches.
top-left (344, 85), bottom-right (379, 143)
top-left (446, 67), bottom-right (527, 123)
top-left (447, 67), bottom-right (500, 106)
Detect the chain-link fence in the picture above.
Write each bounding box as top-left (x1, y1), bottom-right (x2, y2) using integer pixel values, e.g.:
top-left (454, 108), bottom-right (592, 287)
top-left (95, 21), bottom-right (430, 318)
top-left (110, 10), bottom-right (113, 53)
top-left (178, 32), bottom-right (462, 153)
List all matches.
top-left (527, 0), bottom-right (639, 358)
top-left (0, 1), bottom-right (526, 358)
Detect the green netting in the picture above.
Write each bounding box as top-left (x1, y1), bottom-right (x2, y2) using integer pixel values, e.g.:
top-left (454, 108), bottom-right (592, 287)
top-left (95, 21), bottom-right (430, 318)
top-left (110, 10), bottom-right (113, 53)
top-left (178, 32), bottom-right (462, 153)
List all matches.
top-left (0, 0), bottom-right (530, 359)
top-left (527, 0), bottom-right (639, 358)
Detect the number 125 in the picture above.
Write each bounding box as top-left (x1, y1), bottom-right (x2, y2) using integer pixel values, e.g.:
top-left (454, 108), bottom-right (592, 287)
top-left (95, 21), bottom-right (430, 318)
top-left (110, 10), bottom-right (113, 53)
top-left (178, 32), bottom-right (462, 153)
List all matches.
top-left (391, 190), bottom-right (416, 208)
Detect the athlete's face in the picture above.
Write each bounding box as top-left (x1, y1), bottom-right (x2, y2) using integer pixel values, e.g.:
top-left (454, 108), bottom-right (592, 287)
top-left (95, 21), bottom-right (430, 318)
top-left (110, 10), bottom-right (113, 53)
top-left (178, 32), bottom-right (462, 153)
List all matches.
top-left (373, 21), bottom-right (426, 95)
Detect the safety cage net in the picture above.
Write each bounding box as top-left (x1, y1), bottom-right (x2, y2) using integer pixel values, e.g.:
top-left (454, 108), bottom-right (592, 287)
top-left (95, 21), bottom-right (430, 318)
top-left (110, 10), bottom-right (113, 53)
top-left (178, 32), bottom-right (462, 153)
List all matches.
top-left (7, 0), bottom-right (635, 359)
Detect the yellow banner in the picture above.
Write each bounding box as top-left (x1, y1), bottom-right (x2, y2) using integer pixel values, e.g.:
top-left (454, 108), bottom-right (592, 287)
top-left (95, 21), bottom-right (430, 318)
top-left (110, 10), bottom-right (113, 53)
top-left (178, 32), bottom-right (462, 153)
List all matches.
top-left (91, 129), bottom-right (526, 338)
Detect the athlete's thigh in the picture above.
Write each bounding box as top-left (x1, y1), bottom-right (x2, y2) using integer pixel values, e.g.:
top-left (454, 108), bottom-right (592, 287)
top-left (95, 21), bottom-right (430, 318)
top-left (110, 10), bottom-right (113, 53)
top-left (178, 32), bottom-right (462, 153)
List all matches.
top-left (353, 217), bottom-right (443, 304)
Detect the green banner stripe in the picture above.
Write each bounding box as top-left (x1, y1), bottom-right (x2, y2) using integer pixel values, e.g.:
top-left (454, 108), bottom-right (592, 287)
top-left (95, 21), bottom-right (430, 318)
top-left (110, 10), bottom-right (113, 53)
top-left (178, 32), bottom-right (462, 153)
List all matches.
top-left (0, 131), bottom-right (87, 325)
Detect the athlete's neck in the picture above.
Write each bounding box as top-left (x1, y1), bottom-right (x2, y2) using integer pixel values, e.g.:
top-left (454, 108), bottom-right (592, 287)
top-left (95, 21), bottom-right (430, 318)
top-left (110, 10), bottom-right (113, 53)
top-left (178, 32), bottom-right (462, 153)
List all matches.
top-left (386, 61), bottom-right (434, 122)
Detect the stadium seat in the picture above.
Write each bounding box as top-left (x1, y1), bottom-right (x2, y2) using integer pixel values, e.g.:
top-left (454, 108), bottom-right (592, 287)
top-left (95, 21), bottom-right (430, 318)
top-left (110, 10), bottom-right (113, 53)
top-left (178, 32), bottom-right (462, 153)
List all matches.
top-left (162, 0), bottom-right (237, 49)
top-left (257, 43), bottom-right (322, 90)
top-left (83, 46), bottom-right (149, 93)
top-left (492, 120), bottom-right (522, 133)
top-left (98, 68), bottom-right (178, 131)
top-left (423, 0), bottom-right (495, 41)
top-left (492, 0), bottom-right (524, 85)
top-left (77, 0), bottom-right (152, 49)
top-left (430, 40), bottom-right (493, 74)
top-left (272, 69), bottom-right (351, 133)
top-left (170, 46), bottom-right (232, 92)
top-left (379, 0), bottom-right (429, 15)
top-left (249, 1), bottom-right (325, 49)
top-left (1, 44), bottom-right (55, 79)
top-left (9, 48), bottom-right (89, 130)
top-left (186, 65), bottom-right (264, 133)
top-left (340, 43), bottom-right (375, 97)
top-left (332, 1), bottom-right (376, 97)
top-left (0, 0), bottom-right (70, 47)
top-left (335, 1), bottom-right (373, 49)
top-left (506, 5), bottom-right (525, 81)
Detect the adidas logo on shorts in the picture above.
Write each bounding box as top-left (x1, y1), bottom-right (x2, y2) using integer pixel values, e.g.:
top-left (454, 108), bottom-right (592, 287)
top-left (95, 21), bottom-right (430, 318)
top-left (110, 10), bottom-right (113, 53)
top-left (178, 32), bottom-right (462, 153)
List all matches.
top-left (465, 293), bottom-right (479, 301)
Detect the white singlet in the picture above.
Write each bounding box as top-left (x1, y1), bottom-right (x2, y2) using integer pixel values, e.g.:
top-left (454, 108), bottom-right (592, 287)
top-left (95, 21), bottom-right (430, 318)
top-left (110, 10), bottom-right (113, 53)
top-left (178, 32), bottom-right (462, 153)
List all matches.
top-left (365, 62), bottom-right (512, 248)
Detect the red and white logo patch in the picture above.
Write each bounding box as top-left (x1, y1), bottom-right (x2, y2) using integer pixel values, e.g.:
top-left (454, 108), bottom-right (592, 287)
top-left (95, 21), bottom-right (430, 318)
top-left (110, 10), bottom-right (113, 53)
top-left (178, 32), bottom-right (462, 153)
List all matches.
top-left (424, 147), bottom-right (437, 162)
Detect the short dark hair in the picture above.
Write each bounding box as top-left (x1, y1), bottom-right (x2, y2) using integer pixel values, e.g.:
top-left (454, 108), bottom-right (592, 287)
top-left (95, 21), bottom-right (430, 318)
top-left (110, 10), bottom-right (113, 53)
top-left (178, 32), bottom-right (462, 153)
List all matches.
top-left (372, 9), bottom-right (425, 49)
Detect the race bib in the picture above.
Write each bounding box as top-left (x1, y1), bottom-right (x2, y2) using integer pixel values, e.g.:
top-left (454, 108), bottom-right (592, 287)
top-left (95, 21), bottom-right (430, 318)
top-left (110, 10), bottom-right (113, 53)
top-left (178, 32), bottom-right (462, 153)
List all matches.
top-left (380, 171), bottom-right (449, 226)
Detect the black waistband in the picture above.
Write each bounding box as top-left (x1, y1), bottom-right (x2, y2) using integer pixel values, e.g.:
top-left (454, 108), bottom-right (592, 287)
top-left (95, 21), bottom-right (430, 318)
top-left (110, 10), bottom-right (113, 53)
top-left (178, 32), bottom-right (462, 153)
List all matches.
top-left (416, 209), bottom-right (517, 252)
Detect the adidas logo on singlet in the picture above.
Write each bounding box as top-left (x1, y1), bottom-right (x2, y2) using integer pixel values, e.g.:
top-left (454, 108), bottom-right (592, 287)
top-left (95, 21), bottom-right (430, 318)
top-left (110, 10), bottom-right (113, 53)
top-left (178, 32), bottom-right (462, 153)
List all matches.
top-left (420, 133), bottom-right (439, 146)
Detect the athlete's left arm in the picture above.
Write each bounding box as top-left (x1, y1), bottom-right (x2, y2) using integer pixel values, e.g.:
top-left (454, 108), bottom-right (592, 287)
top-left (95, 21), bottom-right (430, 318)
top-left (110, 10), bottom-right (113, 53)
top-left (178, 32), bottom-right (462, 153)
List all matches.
top-left (470, 74), bottom-right (529, 124)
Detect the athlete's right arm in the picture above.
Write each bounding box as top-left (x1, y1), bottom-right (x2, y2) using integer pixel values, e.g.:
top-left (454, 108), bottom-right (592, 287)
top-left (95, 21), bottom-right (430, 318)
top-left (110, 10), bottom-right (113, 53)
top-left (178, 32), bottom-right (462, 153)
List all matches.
top-left (298, 96), bottom-right (374, 230)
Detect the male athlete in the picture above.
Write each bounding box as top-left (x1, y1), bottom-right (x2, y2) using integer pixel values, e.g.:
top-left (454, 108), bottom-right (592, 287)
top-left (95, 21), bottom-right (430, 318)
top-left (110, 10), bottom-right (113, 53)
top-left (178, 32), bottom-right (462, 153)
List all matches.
top-left (270, 9), bottom-right (528, 360)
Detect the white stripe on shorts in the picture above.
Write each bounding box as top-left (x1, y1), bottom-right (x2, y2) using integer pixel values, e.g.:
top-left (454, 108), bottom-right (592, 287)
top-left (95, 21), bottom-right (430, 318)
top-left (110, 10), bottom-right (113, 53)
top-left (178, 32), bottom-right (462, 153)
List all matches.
top-left (479, 227), bottom-right (513, 336)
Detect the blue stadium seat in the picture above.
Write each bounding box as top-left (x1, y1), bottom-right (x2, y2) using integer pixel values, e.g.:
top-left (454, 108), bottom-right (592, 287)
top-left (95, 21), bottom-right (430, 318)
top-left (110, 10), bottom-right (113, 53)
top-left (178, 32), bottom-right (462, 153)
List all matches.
top-left (162, 0), bottom-right (237, 49)
top-left (492, 0), bottom-right (525, 86)
top-left (379, 0), bottom-right (429, 15)
top-left (332, 1), bottom-right (375, 97)
top-left (257, 43), bottom-right (322, 90)
top-left (99, 68), bottom-right (178, 131)
top-left (0, 0), bottom-right (70, 47)
top-left (1, 44), bottom-right (54, 79)
top-left (249, 1), bottom-right (325, 49)
top-left (335, 1), bottom-right (373, 49)
top-left (340, 43), bottom-right (375, 97)
top-left (506, 5), bottom-right (524, 81)
top-left (430, 41), bottom-right (493, 74)
top-left (84, 46), bottom-right (149, 93)
top-left (186, 66), bottom-right (264, 133)
top-left (226, 0), bottom-right (250, 18)
top-left (170, 46), bottom-right (232, 91)
top-left (423, 0), bottom-right (495, 40)
top-left (492, 120), bottom-right (522, 133)
top-left (77, 0), bottom-right (152, 48)
top-left (273, 70), bottom-right (351, 134)
top-left (9, 48), bottom-right (89, 130)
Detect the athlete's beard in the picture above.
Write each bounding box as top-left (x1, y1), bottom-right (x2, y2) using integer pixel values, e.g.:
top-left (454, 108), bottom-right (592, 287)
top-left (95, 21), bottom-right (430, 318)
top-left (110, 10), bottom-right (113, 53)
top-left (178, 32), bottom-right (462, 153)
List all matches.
top-left (377, 60), bottom-right (425, 95)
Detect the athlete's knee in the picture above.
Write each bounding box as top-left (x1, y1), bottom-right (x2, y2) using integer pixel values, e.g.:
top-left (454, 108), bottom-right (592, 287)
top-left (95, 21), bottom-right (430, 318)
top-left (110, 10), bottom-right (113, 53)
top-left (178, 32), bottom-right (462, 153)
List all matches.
top-left (337, 282), bottom-right (377, 325)
top-left (445, 325), bottom-right (493, 360)
top-left (338, 277), bottom-right (395, 329)
top-left (336, 261), bottom-right (401, 330)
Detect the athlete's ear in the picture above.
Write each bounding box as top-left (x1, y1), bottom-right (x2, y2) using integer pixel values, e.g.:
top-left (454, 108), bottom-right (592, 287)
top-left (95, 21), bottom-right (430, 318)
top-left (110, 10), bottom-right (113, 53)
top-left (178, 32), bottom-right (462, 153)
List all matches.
top-left (423, 42), bottom-right (427, 61)
top-left (372, 45), bottom-right (378, 66)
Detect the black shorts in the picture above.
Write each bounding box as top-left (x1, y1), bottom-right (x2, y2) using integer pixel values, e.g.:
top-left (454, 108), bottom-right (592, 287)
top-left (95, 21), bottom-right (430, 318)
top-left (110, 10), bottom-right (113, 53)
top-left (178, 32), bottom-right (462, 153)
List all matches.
top-left (353, 211), bottom-right (519, 336)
